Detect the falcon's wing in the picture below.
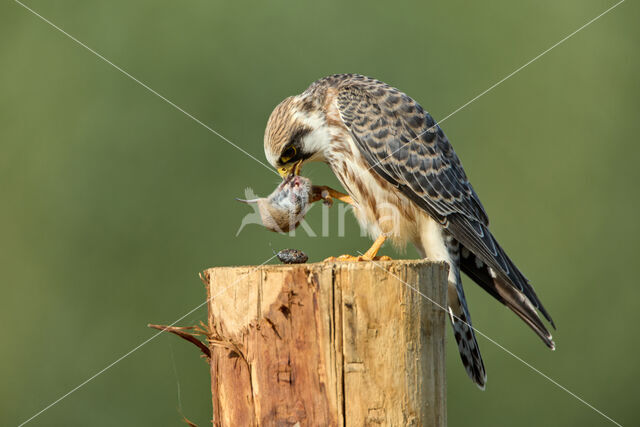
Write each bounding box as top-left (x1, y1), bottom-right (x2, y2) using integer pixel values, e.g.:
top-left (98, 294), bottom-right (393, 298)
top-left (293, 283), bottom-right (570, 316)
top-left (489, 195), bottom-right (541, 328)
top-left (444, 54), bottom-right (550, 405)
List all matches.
top-left (333, 76), bottom-right (555, 345)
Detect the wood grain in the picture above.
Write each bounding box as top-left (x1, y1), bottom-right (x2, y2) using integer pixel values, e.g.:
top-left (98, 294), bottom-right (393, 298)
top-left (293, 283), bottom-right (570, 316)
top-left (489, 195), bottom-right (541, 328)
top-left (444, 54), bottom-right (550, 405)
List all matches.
top-left (203, 260), bottom-right (448, 426)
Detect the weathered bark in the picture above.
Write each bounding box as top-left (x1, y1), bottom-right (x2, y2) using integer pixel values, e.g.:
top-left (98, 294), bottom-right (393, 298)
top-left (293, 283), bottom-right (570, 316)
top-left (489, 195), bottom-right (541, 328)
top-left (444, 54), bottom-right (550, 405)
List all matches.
top-left (202, 260), bottom-right (448, 426)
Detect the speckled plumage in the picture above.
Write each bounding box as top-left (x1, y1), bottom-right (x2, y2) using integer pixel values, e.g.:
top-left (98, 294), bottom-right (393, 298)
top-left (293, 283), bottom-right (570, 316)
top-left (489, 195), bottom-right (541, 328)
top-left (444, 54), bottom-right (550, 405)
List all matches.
top-left (264, 74), bottom-right (555, 389)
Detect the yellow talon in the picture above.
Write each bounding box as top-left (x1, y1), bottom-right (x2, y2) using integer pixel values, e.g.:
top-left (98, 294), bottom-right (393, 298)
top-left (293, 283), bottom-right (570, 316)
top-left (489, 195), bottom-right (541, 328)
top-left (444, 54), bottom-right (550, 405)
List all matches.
top-left (322, 254), bottom-right (392, 262)
top-left (323, 235), bottom-right (391, 262)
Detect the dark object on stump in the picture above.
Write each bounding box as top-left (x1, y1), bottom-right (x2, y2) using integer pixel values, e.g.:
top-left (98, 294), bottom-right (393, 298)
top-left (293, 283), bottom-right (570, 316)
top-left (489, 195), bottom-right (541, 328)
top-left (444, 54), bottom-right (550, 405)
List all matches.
top-left (276, 248), bottom-right (308, 264)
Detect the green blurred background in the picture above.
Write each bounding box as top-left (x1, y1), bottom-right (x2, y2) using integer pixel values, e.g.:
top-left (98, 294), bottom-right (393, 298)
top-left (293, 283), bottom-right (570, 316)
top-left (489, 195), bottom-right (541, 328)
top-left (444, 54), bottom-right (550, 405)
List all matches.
top-left (1, 0), bottom-right (638, 425)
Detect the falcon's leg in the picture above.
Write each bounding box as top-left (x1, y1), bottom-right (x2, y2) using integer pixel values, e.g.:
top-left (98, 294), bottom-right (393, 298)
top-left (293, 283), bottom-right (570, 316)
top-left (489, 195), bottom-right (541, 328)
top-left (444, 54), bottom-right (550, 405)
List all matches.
top-left (310, 185), bottom-right (353, 206)
top-left (363, 234), bottom-right (387, 259)
top-left (323, 235), bottom-right (392, 262)
top-left (312, 186), bottom-right (390, 262)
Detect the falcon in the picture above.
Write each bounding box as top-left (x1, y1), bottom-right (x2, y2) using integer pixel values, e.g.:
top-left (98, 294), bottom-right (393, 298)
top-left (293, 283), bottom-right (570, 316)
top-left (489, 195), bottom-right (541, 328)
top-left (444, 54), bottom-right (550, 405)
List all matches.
top-left (263, 74), bottom-right (555, 389)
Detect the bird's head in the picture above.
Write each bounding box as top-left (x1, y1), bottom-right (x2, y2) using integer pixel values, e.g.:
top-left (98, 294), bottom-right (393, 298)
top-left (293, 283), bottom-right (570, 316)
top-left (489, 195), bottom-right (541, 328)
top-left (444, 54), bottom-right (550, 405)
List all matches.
top-left (264, 95), bottom-right (329, 177)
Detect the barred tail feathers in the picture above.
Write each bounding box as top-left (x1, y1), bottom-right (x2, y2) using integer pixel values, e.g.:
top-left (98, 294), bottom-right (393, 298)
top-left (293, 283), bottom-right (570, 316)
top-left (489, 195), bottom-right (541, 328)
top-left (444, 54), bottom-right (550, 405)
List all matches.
top-left (448, 278), bottom-right (487, 389)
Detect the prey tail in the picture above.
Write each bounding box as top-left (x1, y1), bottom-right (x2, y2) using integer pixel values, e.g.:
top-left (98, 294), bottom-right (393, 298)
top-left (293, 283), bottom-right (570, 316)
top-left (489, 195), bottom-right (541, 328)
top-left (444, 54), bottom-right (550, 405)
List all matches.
top-left (448, 274), bottom-right (487, 389)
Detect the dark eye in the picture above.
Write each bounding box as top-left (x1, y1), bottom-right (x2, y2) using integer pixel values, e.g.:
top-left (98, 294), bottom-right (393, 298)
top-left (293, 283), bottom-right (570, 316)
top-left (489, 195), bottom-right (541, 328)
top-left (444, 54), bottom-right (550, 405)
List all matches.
top-left (280, 146), bottom-right (297, 163)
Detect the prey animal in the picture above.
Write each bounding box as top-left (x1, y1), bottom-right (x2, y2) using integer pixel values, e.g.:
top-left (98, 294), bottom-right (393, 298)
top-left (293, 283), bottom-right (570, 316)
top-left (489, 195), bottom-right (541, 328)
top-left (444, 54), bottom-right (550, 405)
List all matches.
top-left (262, 74), bottom-right (555, 389)
top-left (238, 175), bottom-right (350, 233)
top-left (237, 175), bottom-right (312, 233)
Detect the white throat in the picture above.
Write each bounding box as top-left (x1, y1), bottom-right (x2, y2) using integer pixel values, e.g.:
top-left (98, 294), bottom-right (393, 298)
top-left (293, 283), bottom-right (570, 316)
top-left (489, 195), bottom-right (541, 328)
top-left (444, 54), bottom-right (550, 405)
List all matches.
top-left (293, 110), bottom-right (333, 163)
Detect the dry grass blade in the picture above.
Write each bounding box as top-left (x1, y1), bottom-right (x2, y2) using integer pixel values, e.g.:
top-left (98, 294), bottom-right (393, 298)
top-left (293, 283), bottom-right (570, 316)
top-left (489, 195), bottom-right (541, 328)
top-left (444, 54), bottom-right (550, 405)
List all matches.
top-left (147, 324), bottom-right (211, 358)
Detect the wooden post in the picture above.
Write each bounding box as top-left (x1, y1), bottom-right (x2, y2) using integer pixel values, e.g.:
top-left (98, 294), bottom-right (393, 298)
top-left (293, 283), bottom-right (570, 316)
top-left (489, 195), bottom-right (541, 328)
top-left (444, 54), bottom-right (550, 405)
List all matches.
top-left (201, 260), bottom-right (448, 426)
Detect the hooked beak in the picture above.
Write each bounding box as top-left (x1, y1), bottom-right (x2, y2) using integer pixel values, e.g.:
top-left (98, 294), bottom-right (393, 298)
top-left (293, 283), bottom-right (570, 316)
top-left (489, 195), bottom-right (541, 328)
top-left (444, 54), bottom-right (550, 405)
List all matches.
top-left (277, 160), bottom-right (302, 178)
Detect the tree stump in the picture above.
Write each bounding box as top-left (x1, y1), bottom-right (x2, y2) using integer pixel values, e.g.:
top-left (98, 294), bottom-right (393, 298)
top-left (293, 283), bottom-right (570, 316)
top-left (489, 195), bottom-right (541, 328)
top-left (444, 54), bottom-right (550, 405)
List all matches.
top-left (201, 260), bottom-right (448, 426)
